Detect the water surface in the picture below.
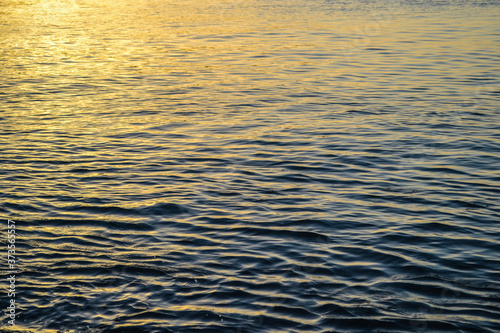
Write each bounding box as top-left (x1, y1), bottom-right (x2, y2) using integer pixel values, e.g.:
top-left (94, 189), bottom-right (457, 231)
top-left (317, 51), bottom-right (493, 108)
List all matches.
top-left (1, 0), bottom-right (500, 332)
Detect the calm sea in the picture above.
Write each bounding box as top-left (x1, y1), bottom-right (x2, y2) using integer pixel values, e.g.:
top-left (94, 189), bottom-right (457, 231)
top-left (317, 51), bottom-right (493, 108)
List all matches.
top-left (1, 0), bottom-right (499, 332)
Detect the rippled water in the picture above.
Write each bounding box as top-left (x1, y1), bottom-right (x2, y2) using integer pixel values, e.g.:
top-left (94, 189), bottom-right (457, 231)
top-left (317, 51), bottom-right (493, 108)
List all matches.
top-left (1, 0), bottom-right (500, 332)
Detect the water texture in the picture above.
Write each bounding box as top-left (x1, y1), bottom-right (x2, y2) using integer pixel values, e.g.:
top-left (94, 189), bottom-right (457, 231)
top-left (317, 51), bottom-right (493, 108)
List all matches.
top-left (1, 0), bottom-right (500, 332)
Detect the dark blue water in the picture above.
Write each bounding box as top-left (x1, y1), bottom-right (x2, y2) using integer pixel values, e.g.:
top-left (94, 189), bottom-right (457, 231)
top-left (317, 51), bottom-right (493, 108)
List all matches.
top-left (1, 0), bottom-right (500, 332)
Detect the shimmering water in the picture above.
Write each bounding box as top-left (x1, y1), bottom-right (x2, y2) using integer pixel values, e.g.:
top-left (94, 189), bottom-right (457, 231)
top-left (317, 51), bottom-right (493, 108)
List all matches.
top-left (1, 0), bottom-right (500, 332)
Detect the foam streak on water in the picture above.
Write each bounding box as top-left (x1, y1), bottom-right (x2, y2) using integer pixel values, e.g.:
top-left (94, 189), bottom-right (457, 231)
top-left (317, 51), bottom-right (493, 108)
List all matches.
top-left (1, 0), bottom-right (500, 332)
